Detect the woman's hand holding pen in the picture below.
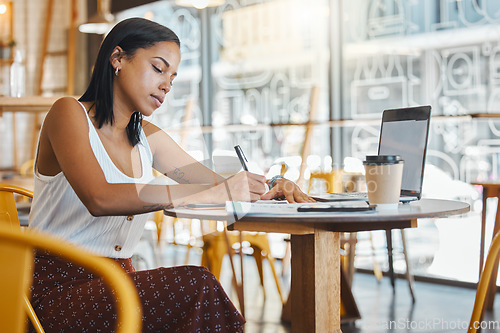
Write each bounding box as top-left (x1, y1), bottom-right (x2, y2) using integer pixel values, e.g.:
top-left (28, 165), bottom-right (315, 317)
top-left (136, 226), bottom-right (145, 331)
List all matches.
top-left (209, 171), bottom-right (314, 204)
top-left (232, 145), bottom-right (313, 203)
top-left (222, 171), bottom-right (267, 202)
top-left (260, 178), bottom-right (316, 203)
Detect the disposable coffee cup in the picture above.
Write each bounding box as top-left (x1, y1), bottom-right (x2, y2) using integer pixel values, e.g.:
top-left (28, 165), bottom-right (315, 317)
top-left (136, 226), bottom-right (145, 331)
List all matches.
top-left (363, 155), bottom-right (404, 210)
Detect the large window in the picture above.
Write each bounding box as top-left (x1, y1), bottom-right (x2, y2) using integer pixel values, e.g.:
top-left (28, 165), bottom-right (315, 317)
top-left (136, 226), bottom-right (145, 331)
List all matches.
top-left (119, 0), bottom-right (500, 284)
top-left (210, 0), bottom-right (330, 172)
top-left (339, 0), bottom-right (500, 283)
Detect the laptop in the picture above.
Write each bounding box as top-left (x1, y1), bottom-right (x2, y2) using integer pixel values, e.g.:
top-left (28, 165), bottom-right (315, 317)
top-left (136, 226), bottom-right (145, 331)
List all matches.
top-left (314, 105), bottom-right (432, 203)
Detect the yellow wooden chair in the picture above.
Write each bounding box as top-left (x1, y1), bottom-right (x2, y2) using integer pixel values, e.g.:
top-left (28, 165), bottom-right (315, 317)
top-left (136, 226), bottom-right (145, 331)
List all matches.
top-left (0, 224), bottom-right (142, 333)
top-left (308, 170), bottom-right (343, 194)
top-left (468, 231), bottom-right (500, 333)
top-left (0, 184), bottom-right (45, 332)
top-left (201, 230), bottom-right (285, 304)
top-left (201, 158), bottom-right (294, 310)
top-left (1, 184), bottom-right (141, 332)
top-left (143, 170), bottom-right (188, 268)
top-left (307, 171), bottom-right (384, 284)
top-left (147, 99), bottom-right (197, 258)
top-left (310, 170), bottom-right (412, 292)
top-left (19, 159), bottom-right (35, 176)
top-left (0, 184), bottom-right (33, 225)
top-left (149, 170), bottom-right (200, 265)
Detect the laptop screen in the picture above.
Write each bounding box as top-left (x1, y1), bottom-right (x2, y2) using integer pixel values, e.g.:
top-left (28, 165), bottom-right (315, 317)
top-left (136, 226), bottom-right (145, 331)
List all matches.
top-left (377, 106), bottom-right (431, 199)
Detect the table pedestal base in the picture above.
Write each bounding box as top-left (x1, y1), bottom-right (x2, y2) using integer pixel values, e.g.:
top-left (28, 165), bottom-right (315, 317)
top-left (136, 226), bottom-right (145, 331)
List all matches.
top-left (288, 230), bottom-right (342, 333)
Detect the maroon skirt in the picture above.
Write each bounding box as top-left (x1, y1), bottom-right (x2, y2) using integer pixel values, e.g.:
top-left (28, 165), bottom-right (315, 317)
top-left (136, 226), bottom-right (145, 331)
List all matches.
top-left (29, 253), bottom-right (245, 332)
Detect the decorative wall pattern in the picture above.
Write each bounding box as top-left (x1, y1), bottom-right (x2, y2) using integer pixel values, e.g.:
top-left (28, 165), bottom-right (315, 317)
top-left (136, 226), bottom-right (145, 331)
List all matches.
top-left (117, 2), bottom-right (205, 155)
top-left (211, 0), bottom-right (330, 170)
top-left (343, 0), bottom-right (500, 185)
top-left (118, 0), bottom-right (498, 282)
top-left (119, 0), bottom-right (330, 174)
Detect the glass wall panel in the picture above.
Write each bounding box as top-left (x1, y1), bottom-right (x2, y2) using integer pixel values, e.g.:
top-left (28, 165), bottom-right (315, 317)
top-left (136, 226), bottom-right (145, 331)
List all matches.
top-left (210, 0), bottom-right (331, 176)
top-left (117, 2), bottom-right (208, 159)
top-left (116, 0), bottom-right (500, 284)
top-left (340, 0), bottom-right (500, 283)
top-left (119, 0), bottom-right (331, 178)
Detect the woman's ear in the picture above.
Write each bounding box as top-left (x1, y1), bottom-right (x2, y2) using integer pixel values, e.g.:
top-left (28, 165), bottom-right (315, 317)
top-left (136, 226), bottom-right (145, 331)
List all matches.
top-left (109, 46), bottom-right (124, 69)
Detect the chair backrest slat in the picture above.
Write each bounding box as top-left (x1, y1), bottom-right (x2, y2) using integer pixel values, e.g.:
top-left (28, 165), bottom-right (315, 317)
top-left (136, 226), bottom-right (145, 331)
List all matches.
top-left (468, 232), bottom-right (500, 332)
top-left (0, 184), bottom-right (141, 333)
top-left (0, 225), bottom-right (142, 333)
top-left (0, 188), bottom-right (22, 228)
top-left (0, 214), bottom-right (33, 333)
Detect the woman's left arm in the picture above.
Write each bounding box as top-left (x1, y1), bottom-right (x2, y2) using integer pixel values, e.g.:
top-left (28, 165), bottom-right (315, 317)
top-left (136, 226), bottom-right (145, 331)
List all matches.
top-left (144, 121), bottom-right (225, 185)
top-left (145, 121), bottom-right (314, 203)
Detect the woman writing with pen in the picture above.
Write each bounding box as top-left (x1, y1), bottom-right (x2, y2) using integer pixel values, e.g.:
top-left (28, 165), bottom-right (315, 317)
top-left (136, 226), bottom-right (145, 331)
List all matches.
top-left (28, 17), bottom-right (312, 332)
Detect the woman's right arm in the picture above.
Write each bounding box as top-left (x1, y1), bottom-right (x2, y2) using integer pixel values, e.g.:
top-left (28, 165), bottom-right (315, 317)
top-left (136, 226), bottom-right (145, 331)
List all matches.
top-left (37, 97), bottom-right (175, 216)
top-left (37, 98), bottom-right (265, 216)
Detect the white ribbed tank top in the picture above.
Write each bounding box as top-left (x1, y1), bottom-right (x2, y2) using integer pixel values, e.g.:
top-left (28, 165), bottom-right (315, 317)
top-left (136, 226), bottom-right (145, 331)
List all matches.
top-left (29, 101), bottom-right (155, 258)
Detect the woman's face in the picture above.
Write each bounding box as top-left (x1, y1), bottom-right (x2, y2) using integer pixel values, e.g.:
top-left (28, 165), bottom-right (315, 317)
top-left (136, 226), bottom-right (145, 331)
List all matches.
top-left (115, 41), bottom-right (181, 117)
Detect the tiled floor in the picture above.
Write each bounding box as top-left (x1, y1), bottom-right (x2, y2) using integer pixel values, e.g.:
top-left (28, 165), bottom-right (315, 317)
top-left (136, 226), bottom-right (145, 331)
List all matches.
top-left (343, 274), bottom-right (499, 333)
top-left (134, 236), bottom-right (500, 333)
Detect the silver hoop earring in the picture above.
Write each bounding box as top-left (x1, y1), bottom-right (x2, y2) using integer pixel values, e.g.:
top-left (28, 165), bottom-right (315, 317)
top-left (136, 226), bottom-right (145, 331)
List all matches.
top-left (115, 67), bottom-right (119, 76)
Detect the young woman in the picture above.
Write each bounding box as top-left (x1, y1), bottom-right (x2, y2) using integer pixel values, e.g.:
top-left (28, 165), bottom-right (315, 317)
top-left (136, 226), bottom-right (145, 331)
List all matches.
top-left (28, 17), bottom-right (313, 332)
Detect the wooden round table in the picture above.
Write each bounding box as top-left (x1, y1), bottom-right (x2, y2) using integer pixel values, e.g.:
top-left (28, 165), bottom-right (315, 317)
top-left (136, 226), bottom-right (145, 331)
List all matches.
top-left (165, 198), bottom-right (470, 333)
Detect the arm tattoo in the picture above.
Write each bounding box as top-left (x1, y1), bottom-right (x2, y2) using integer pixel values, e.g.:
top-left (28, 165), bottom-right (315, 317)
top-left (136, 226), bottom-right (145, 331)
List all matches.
top-left (168, 168), bottom-right (191, 184)
top-left (143, 203), bottom-right (174, 211)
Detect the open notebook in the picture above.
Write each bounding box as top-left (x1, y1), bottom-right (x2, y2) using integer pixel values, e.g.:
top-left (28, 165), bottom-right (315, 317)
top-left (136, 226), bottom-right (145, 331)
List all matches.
top-left (315, 105), bottom-right (431, 203)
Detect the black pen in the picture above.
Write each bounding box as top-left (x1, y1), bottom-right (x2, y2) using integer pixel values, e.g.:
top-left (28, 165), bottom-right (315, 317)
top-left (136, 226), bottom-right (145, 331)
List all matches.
top-left (234, 145), bottom-right (248, 171)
